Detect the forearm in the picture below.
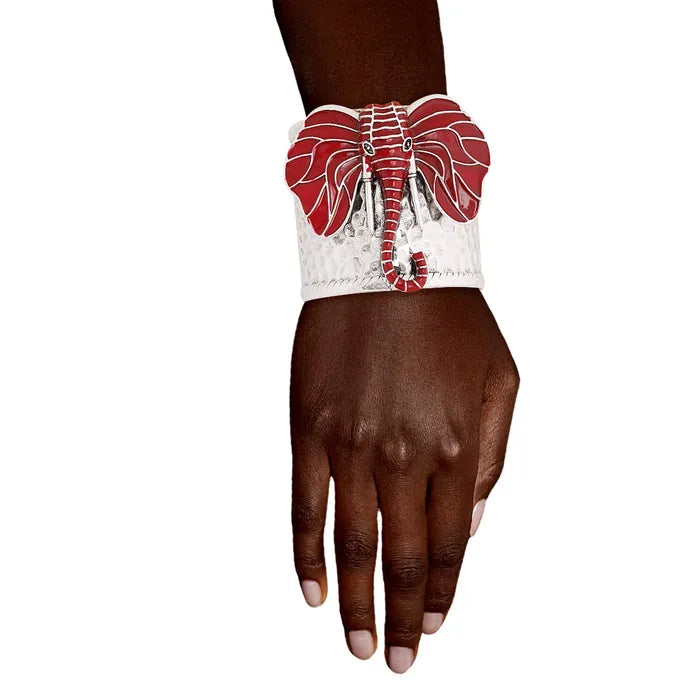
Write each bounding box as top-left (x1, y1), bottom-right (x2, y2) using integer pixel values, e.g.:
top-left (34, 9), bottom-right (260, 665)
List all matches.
top-left (273, 0), bottom-right (447, 112)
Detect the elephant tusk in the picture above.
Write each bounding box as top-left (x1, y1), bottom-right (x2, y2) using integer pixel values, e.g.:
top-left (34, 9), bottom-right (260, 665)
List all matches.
top-left (408, 154), bottom-right (422, 233)
top-left (362, 155), bottom-right (374, 234)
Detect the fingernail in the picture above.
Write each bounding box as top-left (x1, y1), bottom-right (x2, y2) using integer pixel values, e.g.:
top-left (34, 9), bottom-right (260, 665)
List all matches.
top-left (470, 499), bottom-right (486, 537)
top-left (388, 646), bottom-right (414, 674)
top-left (422, 612), bottom-right (444, 634)
top-left (348, 630), bottom-right (375, 660)
top-left (301, 580), bottom-right (322, 607)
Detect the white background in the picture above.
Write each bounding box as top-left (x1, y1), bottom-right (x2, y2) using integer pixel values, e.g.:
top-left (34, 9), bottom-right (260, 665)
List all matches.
top-left (1, 1), bottom-right (698, 697)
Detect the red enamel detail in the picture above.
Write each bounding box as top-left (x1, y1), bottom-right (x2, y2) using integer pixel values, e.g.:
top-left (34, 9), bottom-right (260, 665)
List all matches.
top-left (408, 96), bottom-right (490, 222)
top-left (285, 96), bottom-right (490, 293)
top-left (285, 108), bottom-right (362, 237)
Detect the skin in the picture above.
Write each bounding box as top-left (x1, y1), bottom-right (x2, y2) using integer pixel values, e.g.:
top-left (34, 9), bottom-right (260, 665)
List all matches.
top-left (274, 0), bottom-right (519, 673)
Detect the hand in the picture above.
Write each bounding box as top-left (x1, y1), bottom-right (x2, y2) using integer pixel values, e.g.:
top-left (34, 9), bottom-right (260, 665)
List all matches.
top-left (290, 288), bottom-right (518, 673)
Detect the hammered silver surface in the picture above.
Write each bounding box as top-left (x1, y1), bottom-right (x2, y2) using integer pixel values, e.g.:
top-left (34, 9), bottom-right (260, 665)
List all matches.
top-left (294, 176), bottom-right (484, 301)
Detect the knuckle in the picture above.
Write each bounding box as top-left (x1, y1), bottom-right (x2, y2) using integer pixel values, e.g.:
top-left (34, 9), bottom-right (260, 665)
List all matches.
top-left (291, 500), bottom-right (324, 533)
top-left (380, 434), bottom-right (416, 474)
top-left (436, 433), bottom-right (463, 463)
top-left (440, 430), bottom-right (478, 467)
top-left (499, 359), bottom-right (520, 396)
top-left (385, 620), bottom-right (421, 645)
top-left (340, 417), bottom-right (379, 451)
top-left (340, 600), bottom-right (375, 624)
top-left (429, 539), bottom-right (467, 569)
top-left (305, 406), bottom-right (335, 438)
top-left (293, 393), bottom-right (335, 438)
top-left (424, 590), bottom-right (453, 611)
top-left (294, 554), bottom-right (324, 572)
top-left (384, 556), bottom-right (427, 592)
top-left (336, 530), bottom-right (377, 568)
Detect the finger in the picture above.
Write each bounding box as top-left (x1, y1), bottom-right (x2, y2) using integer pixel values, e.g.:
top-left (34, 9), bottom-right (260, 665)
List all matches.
top-left (333, 463), bottom-right (379, 660)
top-left (292, 439), bottom-right (330, 607)
top-left (472, 357), bottom-right (520, 534)
top-left (379, 477), bottom-right (429, 674)
top-left (423, 469), bottom-right (476, 634)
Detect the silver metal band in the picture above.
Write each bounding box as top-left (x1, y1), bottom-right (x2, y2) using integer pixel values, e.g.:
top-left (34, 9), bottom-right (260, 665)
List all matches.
top-left (293, 168), bottom-right (484, 301)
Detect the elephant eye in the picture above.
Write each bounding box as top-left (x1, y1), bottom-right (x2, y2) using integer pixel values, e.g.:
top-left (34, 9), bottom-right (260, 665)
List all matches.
top-left (362, 141), bottom-right (375, 156)
top-left (402, 137), bottom-right (413, 152)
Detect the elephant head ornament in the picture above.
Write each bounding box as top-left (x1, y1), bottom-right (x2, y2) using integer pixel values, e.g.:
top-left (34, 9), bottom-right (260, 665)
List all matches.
top-left (285, 95), bottom-right (490, 293)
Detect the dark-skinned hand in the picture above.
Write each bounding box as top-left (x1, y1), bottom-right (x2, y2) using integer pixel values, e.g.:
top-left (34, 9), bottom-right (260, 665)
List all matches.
top-left (275, 0), bottom-right (519, 673)
top-left (290, 289), bottom-right (517, 672)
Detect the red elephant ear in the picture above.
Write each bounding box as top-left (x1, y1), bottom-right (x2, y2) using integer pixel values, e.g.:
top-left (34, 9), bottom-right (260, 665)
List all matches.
top-left (407, 95), bottom-right (490, 222)
top-left (285, 106), bottom-right (363, 237)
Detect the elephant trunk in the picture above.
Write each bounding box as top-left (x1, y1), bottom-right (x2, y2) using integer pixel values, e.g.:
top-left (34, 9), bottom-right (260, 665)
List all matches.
top-left (379, 170), bottom-right (427, 293)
